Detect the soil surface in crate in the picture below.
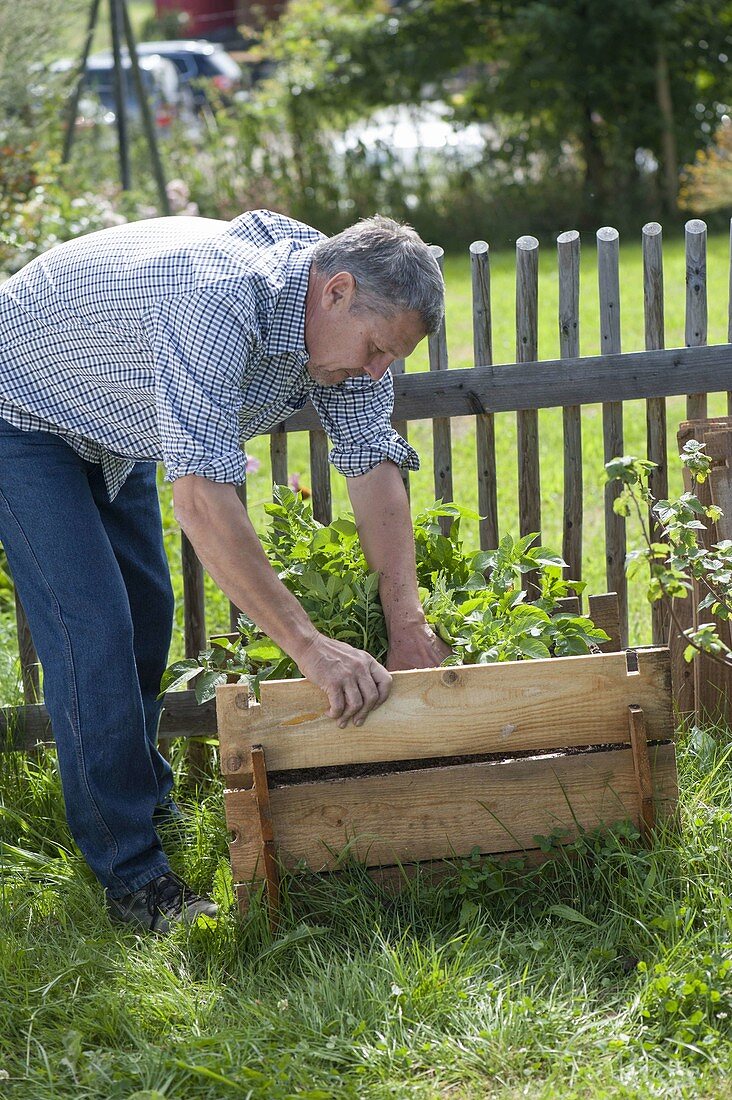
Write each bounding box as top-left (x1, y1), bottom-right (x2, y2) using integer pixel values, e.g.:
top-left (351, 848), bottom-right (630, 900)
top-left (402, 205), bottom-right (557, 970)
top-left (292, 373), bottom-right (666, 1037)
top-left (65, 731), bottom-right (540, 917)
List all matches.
top-left (265, 741), bottom-right (650, 788)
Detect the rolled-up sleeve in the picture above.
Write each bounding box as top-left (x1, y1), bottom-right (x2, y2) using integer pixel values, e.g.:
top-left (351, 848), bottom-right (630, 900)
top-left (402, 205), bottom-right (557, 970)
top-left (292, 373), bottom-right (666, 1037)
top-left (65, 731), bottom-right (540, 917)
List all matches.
top-left (309, 371), bottom-right (420, 477)
top-left (145, 289), bottom-right (259, 484)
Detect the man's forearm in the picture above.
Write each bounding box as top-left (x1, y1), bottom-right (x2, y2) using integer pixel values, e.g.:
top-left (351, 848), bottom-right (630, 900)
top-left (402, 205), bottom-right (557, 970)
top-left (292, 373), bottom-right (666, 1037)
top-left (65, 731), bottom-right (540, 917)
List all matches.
top-left (346, 461), bottom-right (425, 639)
top-left (172, 475), bottom-right (319, 663)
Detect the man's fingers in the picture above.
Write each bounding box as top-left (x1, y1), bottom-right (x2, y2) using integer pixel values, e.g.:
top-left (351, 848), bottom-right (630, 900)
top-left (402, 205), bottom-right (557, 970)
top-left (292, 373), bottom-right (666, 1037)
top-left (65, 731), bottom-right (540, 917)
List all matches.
top-left (326, 684), bottom-right (346, 721)
top-left (337, 681), bottom-right (365, 728)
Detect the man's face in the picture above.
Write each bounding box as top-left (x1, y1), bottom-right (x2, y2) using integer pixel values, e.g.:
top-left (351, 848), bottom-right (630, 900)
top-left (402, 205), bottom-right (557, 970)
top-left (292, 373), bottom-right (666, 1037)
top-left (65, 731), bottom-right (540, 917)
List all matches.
top-left (305, 271), bottom-right (427, 386)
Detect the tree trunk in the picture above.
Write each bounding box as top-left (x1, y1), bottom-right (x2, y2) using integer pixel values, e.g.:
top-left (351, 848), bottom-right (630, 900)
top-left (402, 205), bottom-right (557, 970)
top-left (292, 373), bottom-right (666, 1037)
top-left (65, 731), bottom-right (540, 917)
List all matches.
top-left (580, 103), bottom-right (607, 222)
top-left (655, 43), bottom-right (679, 214)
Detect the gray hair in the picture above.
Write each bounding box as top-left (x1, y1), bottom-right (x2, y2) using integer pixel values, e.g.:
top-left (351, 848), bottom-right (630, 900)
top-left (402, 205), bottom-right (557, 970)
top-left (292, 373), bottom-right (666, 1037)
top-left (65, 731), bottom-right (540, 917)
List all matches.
top-left (310, 215), bottom-right (445, 336)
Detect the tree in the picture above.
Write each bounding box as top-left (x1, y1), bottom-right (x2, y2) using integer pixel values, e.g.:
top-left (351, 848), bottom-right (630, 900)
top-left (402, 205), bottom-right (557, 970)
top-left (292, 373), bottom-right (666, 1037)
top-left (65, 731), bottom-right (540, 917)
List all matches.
top-left (265, 0), bottom-right (732, 222)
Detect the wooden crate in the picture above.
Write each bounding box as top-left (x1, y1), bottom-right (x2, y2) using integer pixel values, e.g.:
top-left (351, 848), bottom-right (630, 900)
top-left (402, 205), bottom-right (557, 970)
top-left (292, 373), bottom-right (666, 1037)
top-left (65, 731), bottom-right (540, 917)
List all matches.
top-left (217, 646), bottom-right (678, 916)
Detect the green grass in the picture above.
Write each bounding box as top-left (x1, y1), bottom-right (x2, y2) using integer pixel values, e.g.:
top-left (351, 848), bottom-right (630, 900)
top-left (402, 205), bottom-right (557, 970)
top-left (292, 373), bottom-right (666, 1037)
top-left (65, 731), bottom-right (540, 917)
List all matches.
top-left (3, 725), bottom-right (732, 1097)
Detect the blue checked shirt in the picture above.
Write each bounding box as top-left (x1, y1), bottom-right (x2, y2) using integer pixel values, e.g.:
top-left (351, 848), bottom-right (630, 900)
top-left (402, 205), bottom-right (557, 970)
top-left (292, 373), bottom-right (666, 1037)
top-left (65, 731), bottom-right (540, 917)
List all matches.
top-left (0, 209), bottom-right (419, 499)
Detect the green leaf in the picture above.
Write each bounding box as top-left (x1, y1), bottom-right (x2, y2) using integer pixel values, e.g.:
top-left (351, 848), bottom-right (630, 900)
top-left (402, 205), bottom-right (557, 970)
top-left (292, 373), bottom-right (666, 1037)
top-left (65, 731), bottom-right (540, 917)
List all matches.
top-left (548, 904), bottom-right (599, 928)
top-left (194, 670), bottom-right (227, 704)
top-left (517, 636), bottom-right (551, 659)
top-left (244, 639), bottom-right (285, 661)
top-left (159, 659), bottom-right (202, 695)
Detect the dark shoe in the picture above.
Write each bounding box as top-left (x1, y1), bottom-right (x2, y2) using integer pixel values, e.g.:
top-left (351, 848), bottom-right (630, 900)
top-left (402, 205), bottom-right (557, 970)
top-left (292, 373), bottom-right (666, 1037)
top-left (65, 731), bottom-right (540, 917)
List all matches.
top-left (107, 871), bottom-right (218, 934)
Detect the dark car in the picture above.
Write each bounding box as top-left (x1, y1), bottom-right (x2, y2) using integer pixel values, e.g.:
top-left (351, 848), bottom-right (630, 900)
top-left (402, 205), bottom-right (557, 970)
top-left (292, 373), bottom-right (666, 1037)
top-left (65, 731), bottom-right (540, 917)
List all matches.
top-left (135, 40), bottom-right (243, 110)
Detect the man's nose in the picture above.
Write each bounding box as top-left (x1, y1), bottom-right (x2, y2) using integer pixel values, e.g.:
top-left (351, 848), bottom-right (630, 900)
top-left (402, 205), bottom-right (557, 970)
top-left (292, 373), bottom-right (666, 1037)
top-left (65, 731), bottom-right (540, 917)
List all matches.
top-left (364, 354), bottom-right (393, 381)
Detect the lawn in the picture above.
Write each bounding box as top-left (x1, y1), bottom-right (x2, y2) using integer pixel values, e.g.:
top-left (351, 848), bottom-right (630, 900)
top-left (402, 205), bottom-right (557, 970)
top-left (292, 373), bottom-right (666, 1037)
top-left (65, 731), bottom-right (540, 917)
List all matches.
top-left (2, 226), bottom-right (732, 1099)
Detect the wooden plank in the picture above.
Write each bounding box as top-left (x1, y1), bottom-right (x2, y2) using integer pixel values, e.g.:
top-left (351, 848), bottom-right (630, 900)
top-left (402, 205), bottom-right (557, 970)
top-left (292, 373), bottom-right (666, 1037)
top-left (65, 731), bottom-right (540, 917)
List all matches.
top-left (628, 704), bottom-right (655, 842)
top-left (643, 221), bottom-right (669, 647)
top-left (516, 236), bottom-right (541, 544)
top-left (280, 345), bottom-right (732, 432)
top-left (226, 743), bottom-right (678, 880)
top-left (598, 227), bottom-right (627, 644)
top-left (471, 240), bottom-right (498, 550)
top-left (428, 246), bottom-right (453, 532)
top-left (1, 690), bottom-right (217, 752)
top-left (558, 230), bottom-right (582, 581)
top-left (14, 591), bottom-right (40, 703)
top-left (215, 682), bottom-right (254, 787)
top-left (270, 423), bottom-right (288, 489)
top-left (181, 532), bottom-right (207, 658)
top-left (588, 593), bottom-right (622, 652)
top-left (390, 356), bottom-right (411, 501)
top-left (308, 429), bottom-right (332, 525)
top-left (685, 219), bottom-right (708, 421)
top-left (217, 649), bottom-right (674, 782)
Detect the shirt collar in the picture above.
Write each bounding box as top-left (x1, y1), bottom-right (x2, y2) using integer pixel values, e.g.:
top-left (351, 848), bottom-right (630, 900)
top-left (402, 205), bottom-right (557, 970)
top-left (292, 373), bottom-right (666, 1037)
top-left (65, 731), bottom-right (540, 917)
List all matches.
top-left (264, 243), bottom-right (316, 358)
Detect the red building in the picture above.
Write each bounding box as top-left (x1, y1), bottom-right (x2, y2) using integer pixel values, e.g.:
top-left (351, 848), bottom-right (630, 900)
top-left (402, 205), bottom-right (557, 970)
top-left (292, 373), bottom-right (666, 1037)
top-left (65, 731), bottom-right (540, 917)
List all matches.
top-left (155, 1), bottom-right (284, 39)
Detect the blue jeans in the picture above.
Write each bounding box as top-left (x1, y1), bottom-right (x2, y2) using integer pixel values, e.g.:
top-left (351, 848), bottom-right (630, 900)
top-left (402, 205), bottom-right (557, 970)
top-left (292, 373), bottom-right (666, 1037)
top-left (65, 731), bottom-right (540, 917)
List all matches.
top-left (0, 419), bottom-right (175, 896)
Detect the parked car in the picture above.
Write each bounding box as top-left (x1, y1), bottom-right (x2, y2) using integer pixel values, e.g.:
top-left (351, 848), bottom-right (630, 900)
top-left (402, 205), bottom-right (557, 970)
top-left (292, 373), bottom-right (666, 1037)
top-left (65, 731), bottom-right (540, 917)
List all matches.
top-left (135, 40), bottom-right (244, 110)
top-left (52, 51), bottom-right (195, 134)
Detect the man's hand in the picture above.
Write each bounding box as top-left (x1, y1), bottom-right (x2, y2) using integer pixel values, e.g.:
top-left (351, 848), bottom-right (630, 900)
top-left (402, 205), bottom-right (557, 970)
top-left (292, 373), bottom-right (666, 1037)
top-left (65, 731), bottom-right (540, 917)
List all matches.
top-left (386, 622), bottom-right (452, 672)
top-left (297, 635), bottom-right (392, 727)
top-left (173, 475), bottom-right (392, 729)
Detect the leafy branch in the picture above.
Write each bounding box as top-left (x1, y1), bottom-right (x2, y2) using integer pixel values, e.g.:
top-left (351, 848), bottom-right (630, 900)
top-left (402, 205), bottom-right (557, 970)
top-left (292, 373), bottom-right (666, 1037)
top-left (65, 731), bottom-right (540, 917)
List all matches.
top-left (606, 441), bottom-right (732, 666)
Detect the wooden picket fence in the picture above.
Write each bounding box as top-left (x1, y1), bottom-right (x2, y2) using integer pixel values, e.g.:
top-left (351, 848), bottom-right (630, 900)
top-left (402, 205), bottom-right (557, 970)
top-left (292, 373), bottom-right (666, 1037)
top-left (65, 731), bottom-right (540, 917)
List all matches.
top-left (3, 216), bottom-right (732, 749)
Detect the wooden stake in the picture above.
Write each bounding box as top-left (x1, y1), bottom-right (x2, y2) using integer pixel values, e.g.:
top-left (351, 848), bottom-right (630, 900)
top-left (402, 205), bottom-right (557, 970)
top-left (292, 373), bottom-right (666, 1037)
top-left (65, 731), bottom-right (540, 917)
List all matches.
top-left (251, 744), bottom-right (280, 929)
top-left (628, 704), bottom-right (655, 843)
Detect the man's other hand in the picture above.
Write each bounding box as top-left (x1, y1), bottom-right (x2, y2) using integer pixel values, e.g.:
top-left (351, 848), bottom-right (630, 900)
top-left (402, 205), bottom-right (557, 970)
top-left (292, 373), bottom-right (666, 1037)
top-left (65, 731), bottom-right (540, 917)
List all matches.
top-left (386, 623), bottom-right (452, 672)
top-left (297, 635), bottom-right (393, 728)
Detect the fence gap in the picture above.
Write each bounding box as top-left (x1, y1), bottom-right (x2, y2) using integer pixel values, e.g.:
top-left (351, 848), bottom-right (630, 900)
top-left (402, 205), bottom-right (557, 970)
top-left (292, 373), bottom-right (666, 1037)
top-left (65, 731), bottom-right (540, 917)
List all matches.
top-left (470, 240), bottom-right (497, 550)
top-left (597, 225), bottom-right (628, 643)
top-left (515, 236), bottom-right (541, 554)
top-left (557, 229), bottom-right (582, 583)
top-left (642, 221), bottom-right (669, 647)
top-left (428, 246), bottom-right (453, 534)
top-left (685, 219), bottom-right (708, 422)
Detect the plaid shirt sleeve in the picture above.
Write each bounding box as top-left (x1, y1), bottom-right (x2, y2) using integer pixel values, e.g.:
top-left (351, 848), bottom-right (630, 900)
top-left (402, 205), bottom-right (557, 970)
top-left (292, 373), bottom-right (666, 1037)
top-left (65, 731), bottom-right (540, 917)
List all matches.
top-left (309, 371), bottom-right (420, 477)
top-left (145, 289), bottom-right (258, 484)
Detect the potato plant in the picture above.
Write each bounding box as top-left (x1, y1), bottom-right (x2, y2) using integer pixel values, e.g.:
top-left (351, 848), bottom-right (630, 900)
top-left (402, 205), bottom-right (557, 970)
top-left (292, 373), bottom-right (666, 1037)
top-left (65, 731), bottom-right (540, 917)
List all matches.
top-left (162, 486), bottom-right (609, 702)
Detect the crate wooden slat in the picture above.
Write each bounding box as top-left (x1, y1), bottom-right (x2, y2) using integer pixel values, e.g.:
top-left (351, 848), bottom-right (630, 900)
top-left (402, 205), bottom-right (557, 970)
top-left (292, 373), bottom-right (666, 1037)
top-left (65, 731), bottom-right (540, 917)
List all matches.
top-left (217, 648), bottom-right (672, 786)
top-left (226, 743), bottom-right (677, 883)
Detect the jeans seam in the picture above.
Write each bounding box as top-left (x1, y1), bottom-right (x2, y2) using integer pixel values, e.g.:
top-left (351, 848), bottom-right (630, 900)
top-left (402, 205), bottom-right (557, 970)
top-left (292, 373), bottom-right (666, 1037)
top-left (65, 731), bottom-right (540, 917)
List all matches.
top-left (0, 485), bottom-right (126, 890)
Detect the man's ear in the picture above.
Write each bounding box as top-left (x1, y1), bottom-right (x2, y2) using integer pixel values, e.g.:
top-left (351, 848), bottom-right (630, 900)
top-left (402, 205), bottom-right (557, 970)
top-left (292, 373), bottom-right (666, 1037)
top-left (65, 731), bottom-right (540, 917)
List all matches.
top-left (321, 271), bottom-right (356, 311)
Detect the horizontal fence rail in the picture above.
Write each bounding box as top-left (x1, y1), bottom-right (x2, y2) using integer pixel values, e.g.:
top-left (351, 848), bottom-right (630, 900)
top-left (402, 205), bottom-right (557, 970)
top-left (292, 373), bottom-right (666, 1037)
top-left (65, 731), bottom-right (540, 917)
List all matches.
top-left (3, 217), bottom-right (732, 746)
top-left (275, 344), bottom-right (732, 427)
